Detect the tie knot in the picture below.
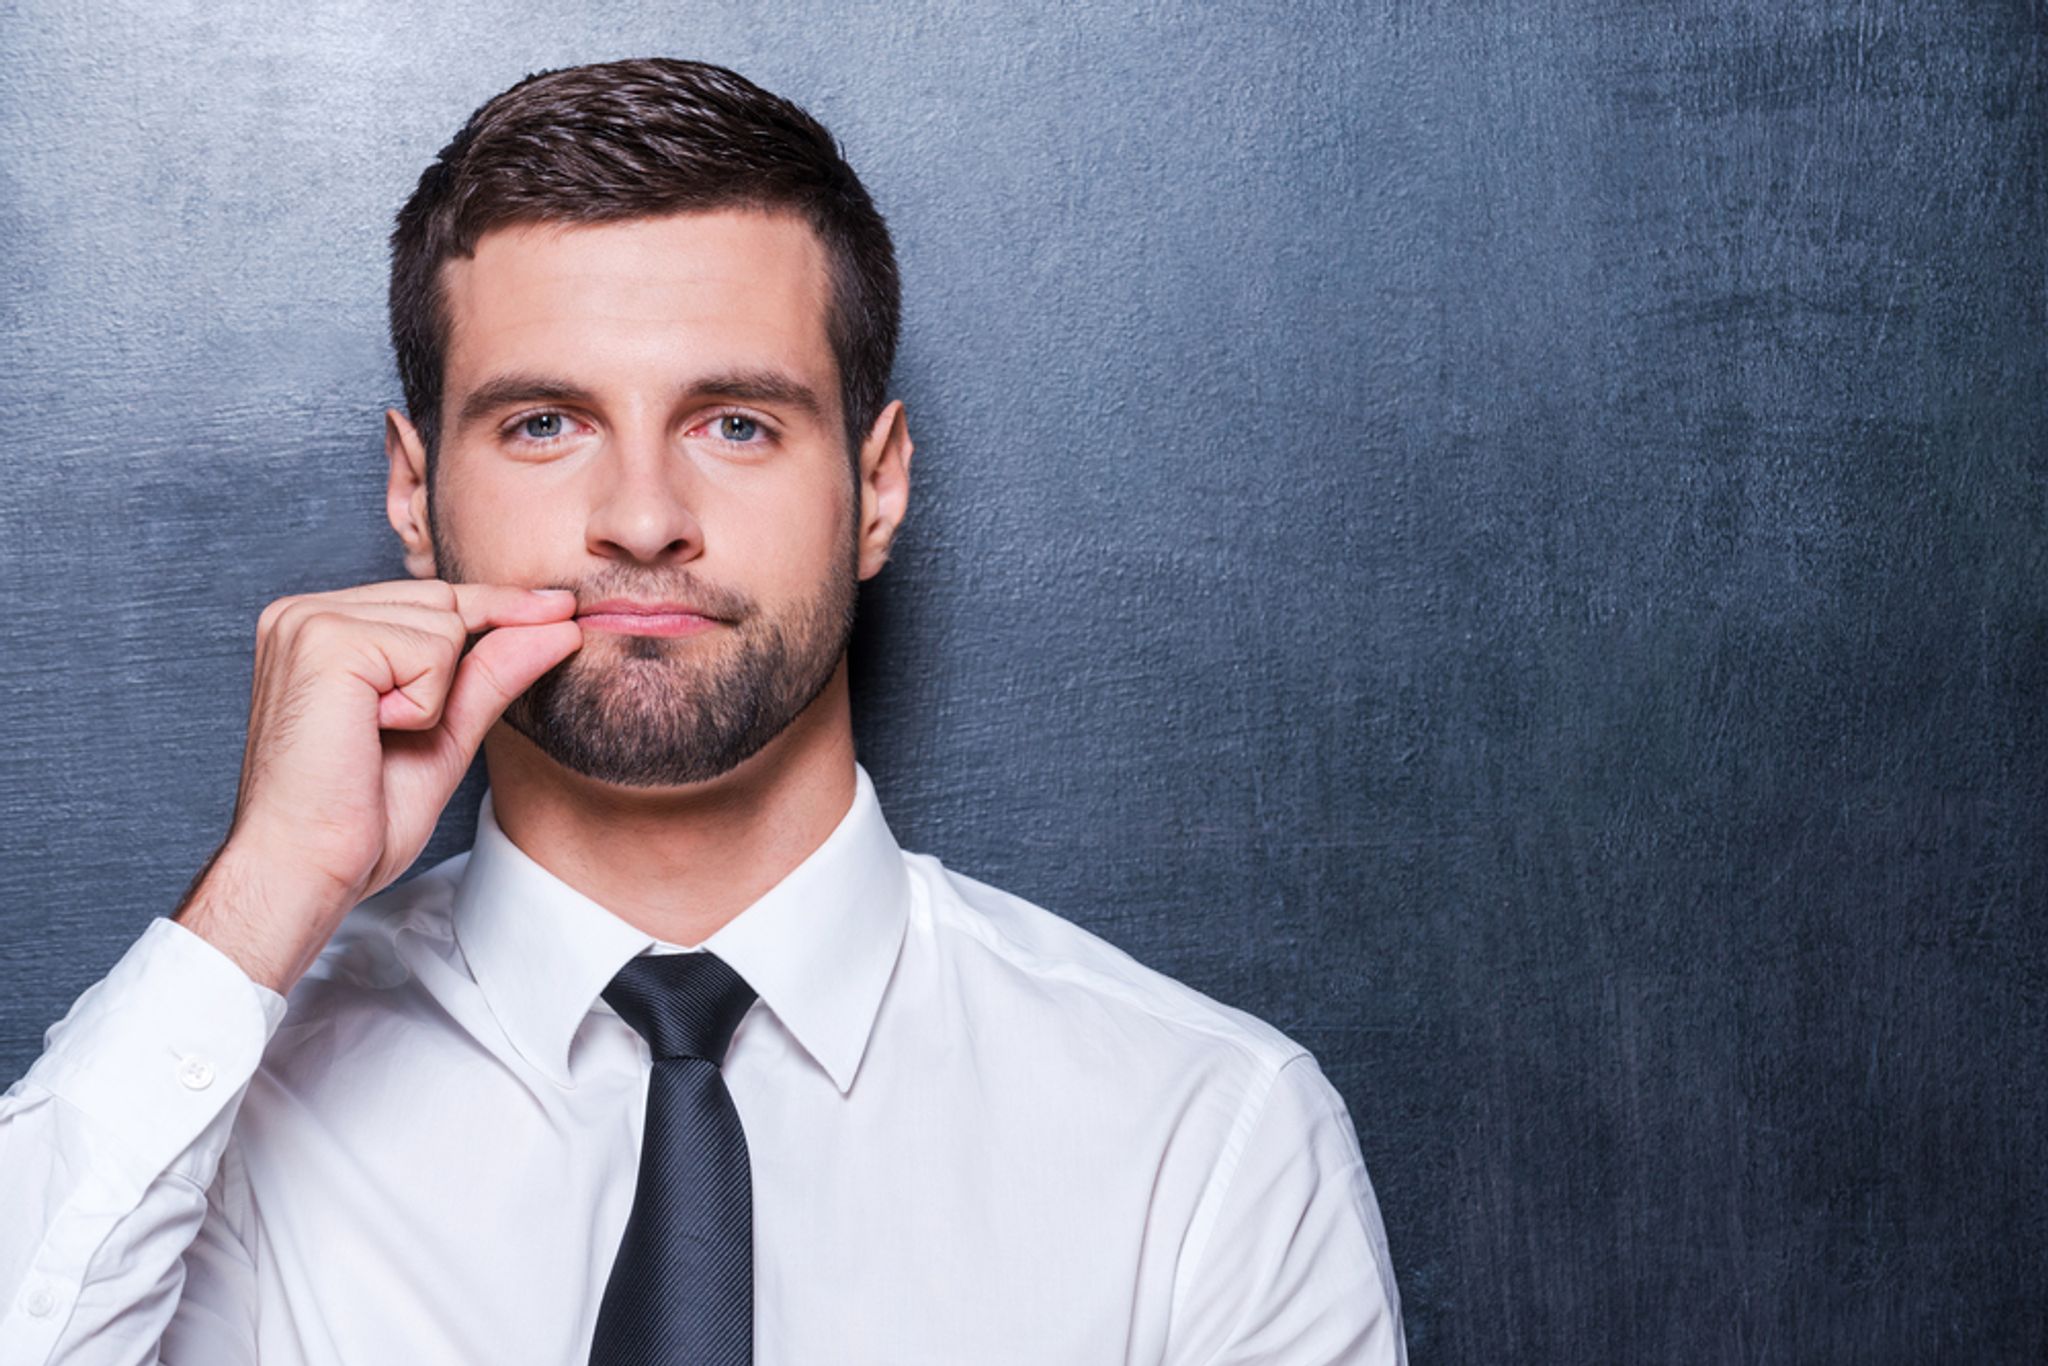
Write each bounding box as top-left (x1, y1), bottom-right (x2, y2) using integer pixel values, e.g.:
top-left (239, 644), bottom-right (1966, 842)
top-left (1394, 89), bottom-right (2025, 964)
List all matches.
top-left (601, 950), bottom-right (758, 1065)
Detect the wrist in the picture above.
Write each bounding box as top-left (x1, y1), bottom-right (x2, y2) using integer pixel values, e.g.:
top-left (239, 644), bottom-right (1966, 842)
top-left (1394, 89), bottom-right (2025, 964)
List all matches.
top-left (172, 839), bottom-right (356, 995)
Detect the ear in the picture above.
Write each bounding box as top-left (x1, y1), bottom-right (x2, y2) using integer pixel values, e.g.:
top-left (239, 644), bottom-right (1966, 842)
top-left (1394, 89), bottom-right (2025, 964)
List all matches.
top-left (385, 408), bottom-right (438, 579)
top-left (854, 399), bottom-right (912, 582)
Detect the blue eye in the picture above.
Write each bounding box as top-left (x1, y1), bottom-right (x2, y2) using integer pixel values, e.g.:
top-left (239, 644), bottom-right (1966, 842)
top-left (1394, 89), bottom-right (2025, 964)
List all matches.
top-left (716, 414), bottom-right (761, 443)
top-left (520, 412), bottom-right (566, 440)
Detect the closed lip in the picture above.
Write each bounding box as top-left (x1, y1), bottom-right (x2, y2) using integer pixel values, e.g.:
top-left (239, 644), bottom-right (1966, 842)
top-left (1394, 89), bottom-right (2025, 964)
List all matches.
top-left (576, 598), bottom-right (728, 621)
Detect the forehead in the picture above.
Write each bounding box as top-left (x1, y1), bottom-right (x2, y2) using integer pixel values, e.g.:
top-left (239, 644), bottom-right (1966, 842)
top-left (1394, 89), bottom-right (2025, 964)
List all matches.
top-left (438, 207), bottom-right (838, 404)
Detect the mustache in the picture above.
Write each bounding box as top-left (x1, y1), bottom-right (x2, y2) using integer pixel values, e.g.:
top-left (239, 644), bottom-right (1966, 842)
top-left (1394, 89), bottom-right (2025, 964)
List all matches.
top-left (544, 574), bottom-right (754, 622)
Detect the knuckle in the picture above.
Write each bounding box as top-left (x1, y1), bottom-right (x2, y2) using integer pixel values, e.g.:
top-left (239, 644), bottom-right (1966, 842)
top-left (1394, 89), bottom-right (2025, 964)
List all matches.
top-left (291, 609), bottom-right (361, 661)
top-left (402, 631), bottom-right (459, 680)
top-left (407, 578), bottom-right (459, 615)
top-left (402, 620), bottom-right (457, 655)
top-left (296, 608), bottom-right (344, 639)
top-left (256, 595), bottom-right (299, 634)
top-left (393, 623), bottom-right (462, 679)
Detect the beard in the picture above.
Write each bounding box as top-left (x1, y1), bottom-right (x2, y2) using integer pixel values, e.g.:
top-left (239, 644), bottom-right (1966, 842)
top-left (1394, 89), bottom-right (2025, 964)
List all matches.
top-left (435, 515), bottom-right (859, 789)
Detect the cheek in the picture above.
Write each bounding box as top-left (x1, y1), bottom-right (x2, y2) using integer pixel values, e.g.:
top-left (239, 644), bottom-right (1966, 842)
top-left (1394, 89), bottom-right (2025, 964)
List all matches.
top-left (437, 469), bottom-right (577, 580)
top-left (713, 480), bottom-right (852, 593)
top-left (724, 461), bottom-right (848, 541)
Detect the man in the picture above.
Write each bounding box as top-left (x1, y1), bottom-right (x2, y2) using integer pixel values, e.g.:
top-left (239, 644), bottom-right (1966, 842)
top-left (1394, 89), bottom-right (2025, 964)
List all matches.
top-left (0, 57), bottom-right (1403, 1364)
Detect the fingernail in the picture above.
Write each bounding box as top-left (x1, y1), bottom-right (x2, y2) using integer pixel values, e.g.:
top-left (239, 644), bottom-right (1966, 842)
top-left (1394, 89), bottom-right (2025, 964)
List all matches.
top-left (532, 588), bottom-right (577, 602)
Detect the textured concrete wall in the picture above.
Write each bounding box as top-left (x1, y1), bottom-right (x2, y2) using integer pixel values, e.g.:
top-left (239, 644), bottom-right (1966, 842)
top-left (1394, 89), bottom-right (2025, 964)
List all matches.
top-left (2, 3), bottom-right (2043, 1359)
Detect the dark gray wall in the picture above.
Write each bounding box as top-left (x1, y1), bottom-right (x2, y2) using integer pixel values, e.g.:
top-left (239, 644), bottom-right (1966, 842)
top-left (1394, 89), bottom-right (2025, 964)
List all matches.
top-left (3, 3), bottom-right (2042, 1360)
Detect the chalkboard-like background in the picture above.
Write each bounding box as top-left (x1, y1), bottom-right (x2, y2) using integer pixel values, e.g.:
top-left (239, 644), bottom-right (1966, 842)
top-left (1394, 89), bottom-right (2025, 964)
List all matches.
top-left (2, 3), bottom-right (2042, 1360)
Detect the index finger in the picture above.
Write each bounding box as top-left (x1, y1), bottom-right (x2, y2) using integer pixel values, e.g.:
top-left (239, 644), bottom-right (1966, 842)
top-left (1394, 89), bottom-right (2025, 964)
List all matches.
top-left (447, 581), bottom-right (580, 632)
top-left (320, 578), bottom-right (576, 631)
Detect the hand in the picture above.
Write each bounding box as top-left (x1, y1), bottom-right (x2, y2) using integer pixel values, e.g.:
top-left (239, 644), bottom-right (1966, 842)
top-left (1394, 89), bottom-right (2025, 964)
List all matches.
top-left (174, 579), bottom-right (583, 993)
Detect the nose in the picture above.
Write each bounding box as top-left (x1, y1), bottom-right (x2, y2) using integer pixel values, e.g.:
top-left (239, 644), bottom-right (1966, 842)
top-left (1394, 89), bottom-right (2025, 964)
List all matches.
top-left (583, 419), bottom-right (704, 566)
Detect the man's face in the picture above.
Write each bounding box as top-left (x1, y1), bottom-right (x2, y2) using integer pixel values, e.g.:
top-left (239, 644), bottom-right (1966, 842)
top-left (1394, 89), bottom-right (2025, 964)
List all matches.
top-left (415, 208), bottom-right (867, 788)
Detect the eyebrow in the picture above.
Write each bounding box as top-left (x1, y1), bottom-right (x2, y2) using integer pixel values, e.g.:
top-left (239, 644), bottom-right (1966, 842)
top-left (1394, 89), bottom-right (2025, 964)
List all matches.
top-left (455, 368), bottom-right (829, 430)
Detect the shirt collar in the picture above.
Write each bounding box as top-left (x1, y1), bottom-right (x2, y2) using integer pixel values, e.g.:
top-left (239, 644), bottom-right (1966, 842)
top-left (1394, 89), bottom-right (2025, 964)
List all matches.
top-left (450, 762), bottom-right (910, 1095)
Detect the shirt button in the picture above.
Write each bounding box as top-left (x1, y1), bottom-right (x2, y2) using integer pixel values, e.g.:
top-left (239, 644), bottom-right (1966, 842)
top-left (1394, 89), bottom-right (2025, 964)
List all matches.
top-left (177, 1056), bottom-right (216, 1090)
top-left (22, 1282), bottom-right (57, 1317)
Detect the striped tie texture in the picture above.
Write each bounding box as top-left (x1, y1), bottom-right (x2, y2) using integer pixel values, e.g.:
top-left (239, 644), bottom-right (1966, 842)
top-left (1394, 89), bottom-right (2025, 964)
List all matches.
top-left (589, 950), bottom-right (759, 1365)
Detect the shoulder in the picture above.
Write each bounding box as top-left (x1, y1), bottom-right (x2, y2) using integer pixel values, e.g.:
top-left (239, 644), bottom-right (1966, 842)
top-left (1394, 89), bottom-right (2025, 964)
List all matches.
top-left (903, 850), bottom-right (1312, 1078)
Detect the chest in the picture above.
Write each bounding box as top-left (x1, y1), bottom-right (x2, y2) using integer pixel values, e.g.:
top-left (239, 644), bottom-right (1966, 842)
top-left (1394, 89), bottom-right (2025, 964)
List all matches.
top-left (230, 1054), bottom-right (1206, 1365)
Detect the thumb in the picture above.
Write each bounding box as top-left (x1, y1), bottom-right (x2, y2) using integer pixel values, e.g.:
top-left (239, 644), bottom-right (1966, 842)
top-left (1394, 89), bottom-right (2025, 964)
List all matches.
top-left (437, 620), bottom-right (585, 759)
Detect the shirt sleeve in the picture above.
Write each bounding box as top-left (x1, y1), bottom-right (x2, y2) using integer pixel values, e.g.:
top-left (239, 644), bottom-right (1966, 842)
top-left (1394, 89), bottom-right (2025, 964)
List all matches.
top-left (1167, 1051), bottom-right (1407, 1366)
top-left (0, 916), bottom-right (289, 1365)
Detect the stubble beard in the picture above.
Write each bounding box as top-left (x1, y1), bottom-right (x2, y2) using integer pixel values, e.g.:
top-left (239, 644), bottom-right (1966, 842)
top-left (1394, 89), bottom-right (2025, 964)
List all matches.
top-left (435, 518), bottom-right (859, 789)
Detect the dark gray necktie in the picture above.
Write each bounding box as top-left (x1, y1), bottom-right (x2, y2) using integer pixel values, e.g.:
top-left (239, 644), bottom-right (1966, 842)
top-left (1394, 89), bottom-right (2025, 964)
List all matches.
top-left (589, 950), bottom-right (758, 1365)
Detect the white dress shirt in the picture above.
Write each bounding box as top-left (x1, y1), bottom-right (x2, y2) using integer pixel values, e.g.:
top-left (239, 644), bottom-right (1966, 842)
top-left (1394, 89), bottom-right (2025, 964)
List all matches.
top-left (0, 762), bottom-right (1404, 1364)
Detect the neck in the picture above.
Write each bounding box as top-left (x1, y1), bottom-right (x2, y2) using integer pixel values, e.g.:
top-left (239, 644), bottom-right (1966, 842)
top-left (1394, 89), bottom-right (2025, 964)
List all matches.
top-left (478, 657), bottom-right (859, 947)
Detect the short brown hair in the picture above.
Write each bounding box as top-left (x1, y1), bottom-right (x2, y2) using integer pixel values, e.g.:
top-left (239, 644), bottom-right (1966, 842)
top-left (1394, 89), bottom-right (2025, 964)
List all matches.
top-left (388, 57), bottom-right (900, 463)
